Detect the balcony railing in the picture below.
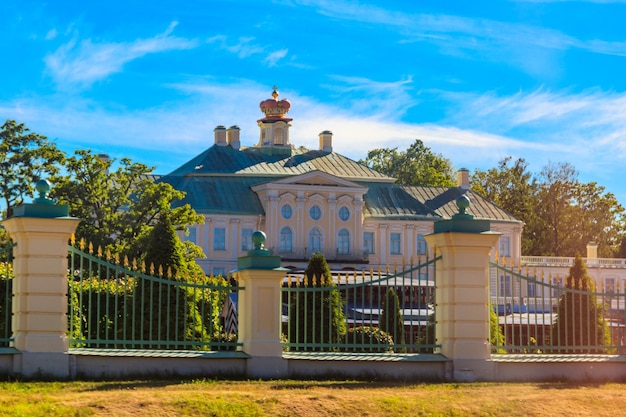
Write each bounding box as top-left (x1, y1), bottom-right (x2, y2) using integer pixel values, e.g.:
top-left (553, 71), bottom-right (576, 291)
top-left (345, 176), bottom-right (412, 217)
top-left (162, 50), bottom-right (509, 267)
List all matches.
top-left (521, 256), bottom-right (626, 268)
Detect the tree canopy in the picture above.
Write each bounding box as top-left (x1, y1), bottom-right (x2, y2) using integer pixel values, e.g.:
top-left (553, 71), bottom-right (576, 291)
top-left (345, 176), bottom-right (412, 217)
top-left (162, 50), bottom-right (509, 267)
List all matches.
top-left (0, 119), bottom-right (65, 218)
top-left (51, 150), bottom-right (204, 259)
top-left (360, 139), bottom-right (456, 186)
top-left (472, 158), bottom-right (625, 257)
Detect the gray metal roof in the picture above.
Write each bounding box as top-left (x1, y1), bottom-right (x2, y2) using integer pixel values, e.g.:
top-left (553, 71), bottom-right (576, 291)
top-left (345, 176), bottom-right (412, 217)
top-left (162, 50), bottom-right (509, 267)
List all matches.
top-left (158, 144), bottom-right (521, 223)
top-left (402, 186), bottom-right (519, 222)
top-left (166, 144), bottom-right (393, 181)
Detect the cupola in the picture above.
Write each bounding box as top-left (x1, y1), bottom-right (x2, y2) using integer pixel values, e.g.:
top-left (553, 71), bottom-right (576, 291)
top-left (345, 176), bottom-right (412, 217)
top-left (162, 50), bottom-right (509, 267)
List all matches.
top-left (257, 86), bottom-right (293, 156)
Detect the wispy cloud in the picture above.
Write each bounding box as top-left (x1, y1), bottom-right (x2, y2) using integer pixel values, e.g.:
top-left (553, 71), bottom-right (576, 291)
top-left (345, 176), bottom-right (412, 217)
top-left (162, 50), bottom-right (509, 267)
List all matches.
top-left (290, 0), bottom-right (626, 59)
top-left (209, 36), bottom-right (291, 67)
top-left (264, 48), bottom-right (288, 67)
top-left (44, 21), bottom-right (198, 89)
top-left (4, 80), bottom-right (626, 196)
top-left (322, 75), bottom-right (416, 119)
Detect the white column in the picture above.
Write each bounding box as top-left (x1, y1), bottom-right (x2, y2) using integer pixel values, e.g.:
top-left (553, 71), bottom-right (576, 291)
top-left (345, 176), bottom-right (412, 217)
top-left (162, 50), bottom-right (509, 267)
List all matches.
top-left (233, 231), bottom-right (287, 378)
top-left (425, 231), bottom-right (500, 381)
top-left (3, 216), bottom-right (79, 378)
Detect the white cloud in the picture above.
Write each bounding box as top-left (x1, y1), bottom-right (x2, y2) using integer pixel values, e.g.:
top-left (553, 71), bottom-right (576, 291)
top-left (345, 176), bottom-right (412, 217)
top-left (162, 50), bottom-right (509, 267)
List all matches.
top-left (291, 0), bottom-right (626, 59)
top-left (264, 48), bottom-right (288, 67)
top-left (44, 21), bottom-right (198, 89)
top-left (45, 29), bottom-right (57, 40)
top-left (4, 80), bottom-right (626, 200)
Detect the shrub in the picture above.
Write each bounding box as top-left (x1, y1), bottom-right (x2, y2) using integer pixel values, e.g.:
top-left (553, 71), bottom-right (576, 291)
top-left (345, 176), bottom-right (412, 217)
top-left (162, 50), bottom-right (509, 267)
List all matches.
top-left (379, 288), bottom-right (406, 353)
top-left (340, 326), bottom-right (394, 353)
top-left (288, 253), bottom-right (346, 351)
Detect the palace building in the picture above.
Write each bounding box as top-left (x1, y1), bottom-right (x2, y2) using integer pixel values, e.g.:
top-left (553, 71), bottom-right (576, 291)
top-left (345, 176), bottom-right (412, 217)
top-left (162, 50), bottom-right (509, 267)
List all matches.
top-left (157, 88), bottom-right (523, 276)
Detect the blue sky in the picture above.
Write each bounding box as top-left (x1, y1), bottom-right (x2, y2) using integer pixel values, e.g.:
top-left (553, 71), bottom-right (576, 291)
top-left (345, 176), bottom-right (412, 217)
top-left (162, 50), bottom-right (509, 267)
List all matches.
top-left (3, 1), bottom-right (626, 204)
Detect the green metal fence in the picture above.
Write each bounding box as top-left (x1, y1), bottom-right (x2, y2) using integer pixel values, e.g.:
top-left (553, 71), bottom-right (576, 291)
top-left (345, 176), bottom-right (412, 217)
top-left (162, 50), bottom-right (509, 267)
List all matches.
top-left (490, 259), bottom-right (626, 354)
top-left (0, 242), bottom-right (14, 348)
top-left (282, 256), bottom-right (439, 353)
top-left (67, 241), bottom-right (241, 351)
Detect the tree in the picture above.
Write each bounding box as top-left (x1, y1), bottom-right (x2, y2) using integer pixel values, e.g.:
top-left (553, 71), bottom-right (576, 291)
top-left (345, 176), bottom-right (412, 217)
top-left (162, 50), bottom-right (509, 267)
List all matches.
top-left (550, 255), bottom-right (611, 353)
top-left (379, 288), bottom-right (406, 352)
top-left (528, 162), bottom-right (625, 257)
top-left (51, 150), bottom-right (203, 258)
top-left (288, 253), bottom-right (346, 350)
top-left (473, 158), bottom-right (626, 257)
top-left (470, 157), bottom-right (539, 254)
top-left (143, 212), bottom-right (204, 279)
top-left (0, 119), bottom-right (65, 218)
top-left (133, 212), bottom-right (221, 347)
top-left (360, 139), bottom-right (456, 186)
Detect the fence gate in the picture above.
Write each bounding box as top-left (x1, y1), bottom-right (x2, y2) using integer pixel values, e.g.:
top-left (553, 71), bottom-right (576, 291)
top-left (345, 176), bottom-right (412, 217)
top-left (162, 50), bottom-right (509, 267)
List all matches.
top-left (282, 256), bottom-right (440, 354)
top-left (490, 259), bottom-right (626, 354)
top-left (0, 242), bottom-right (14, 348)
top-left (67, 240), bottom-right (241, 351)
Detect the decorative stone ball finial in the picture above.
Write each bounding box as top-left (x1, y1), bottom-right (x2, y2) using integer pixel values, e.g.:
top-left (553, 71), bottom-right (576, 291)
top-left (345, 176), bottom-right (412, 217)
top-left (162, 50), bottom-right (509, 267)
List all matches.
top-left (34, 179), bottom-right (54, 205)
top-left (456, 194), bottom-right (470, 215)
top-left (251, 230), bottom-right (267, 251)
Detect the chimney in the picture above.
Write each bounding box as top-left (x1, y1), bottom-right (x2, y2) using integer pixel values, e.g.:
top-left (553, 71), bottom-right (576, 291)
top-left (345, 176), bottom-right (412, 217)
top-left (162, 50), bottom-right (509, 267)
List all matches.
top-left (227, 125), bottom-right (240, 150)
top-left (319, 130), bottom-right (333, 152)
top-left (587, 242), bottom-right (598, 265)
top-left (457, 168), bottom-right (470, 189)
top-left (214, 125), bottom-right (227, 146)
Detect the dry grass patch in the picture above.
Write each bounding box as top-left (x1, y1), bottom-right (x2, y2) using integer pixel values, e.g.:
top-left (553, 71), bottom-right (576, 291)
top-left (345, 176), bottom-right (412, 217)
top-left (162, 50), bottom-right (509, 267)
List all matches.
top-left (0, 380), bottom-right (625, 416)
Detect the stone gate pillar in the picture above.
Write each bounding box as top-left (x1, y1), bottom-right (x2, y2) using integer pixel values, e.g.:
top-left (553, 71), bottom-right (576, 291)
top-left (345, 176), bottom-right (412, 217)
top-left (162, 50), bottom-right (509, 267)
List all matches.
top-left (2, 180), bottom-right (79, 378)
top-left (425, 195), bottom-right (500, 382)
top-left (232, 230), bottom-right (288, 378)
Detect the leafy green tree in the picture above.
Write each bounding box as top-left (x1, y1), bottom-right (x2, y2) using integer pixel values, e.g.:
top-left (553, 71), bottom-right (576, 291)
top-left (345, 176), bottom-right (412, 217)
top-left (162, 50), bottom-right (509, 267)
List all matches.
top-left (0, 119), bottom-right (65, 218)
top-left (528, 163), bottom-right (625, 257)
top-left (471, 157), bottom-right (539, 255)
top-left (133, 212), bottom-right (220, 347)
top-left (473, 158), bottom-right (625, 257)
top-left (289, 253), bottom-right (346, 351)
top-left (550, 255), bottom-right (611, 353)
top-left (360, 139), bottom-right (456, 186)
top-left (51, 150), bottom-right (203, 259)
top-left (379, 288), bottom-right (406, 352)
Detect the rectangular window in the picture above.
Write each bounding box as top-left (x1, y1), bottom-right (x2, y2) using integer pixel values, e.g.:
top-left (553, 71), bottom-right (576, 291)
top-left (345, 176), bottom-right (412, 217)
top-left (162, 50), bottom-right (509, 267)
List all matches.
top-left (241, 228), bottom-right (253, 251)
top-left (416, 235), bottom-right (427, 256)
top-left (527, 281), bottom-right (536, 298)
top-left (213, 228), bottom-right (226, 250)
top-left (499, 236), bottom-right (511, 258)
top-left (390, 233), bottom-right (401, 255)
top-left (499, 275), bottom-right (512, 297)
top-left (363, 232), bottom-right (374, 254)
top-left (279, 228), bottom-right (293, 253)
top-left (337, 230), bottom-right (350, 255)
top-left (606, 278), bottom-right (616, 294)
top-left (213, 267), bottom-right (226, 277)
top-left (552, 277), bottom-right (564, 298)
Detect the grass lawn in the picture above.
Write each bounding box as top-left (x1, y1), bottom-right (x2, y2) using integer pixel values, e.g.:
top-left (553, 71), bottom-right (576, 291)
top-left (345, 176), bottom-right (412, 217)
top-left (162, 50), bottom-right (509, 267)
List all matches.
top-left (0, 379), bottom-right (624, 416)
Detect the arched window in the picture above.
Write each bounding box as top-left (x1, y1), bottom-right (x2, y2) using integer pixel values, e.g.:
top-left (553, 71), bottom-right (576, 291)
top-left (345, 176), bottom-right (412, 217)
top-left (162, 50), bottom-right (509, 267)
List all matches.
top-left (279, 227), bottom-right (293, 253)
top-left (274, 127), bottom-right (285, 145)
top-left (309, 228), bottom-right (323, 254)
top-left (337, 229), bottom-right (350, 255)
